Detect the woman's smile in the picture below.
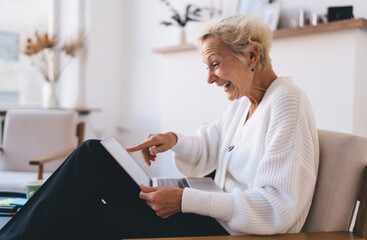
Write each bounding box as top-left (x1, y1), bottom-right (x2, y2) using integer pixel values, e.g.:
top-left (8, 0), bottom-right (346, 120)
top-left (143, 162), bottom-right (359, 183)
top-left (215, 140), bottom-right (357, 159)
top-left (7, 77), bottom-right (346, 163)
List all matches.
top-left (217, 81), bottom-right (231, 91)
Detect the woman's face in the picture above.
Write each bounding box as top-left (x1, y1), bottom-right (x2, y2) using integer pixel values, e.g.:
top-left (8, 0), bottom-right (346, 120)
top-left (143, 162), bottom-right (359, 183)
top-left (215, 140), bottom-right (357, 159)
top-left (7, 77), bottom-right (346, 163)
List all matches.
top-left (201, 37), bottom-right (253, 101)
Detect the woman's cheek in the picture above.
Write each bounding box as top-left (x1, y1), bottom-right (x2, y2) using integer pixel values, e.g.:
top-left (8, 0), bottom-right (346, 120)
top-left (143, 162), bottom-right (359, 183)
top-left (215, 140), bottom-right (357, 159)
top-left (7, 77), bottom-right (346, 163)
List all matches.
top-left (216, 69), bottom-right (227, 79)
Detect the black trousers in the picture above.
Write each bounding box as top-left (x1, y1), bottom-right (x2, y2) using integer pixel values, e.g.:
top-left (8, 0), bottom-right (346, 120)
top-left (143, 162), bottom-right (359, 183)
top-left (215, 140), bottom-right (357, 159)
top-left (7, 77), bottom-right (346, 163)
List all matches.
top-left (0, 140), bottom-right (228, 240)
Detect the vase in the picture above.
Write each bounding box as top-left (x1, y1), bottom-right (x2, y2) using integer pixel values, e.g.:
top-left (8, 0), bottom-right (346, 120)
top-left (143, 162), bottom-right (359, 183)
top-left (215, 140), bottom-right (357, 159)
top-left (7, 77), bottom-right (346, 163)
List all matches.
top-left (180, 28), bottom-right (186, 44)
top-left (42, 81), bottom-right (58, 108)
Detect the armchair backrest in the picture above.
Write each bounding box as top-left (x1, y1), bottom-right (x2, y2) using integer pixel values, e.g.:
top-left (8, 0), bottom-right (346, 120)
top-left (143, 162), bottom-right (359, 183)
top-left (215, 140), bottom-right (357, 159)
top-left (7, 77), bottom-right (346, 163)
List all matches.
top-left (1, 109), bottom-right (78, 172)
top-left (302, 129), bottom-right (367, 235)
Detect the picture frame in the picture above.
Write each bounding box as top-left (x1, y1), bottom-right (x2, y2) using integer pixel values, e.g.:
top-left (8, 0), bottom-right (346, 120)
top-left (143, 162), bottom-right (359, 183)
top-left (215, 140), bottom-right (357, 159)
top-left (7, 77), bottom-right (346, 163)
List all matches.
top-left (261, 2), bottom-right (281, 31)
top-left (236, 1), bottom-right (281, 31)
top-left (237, 0), bottom-right (268, 15)
top-left (0, 31), bottom-right (19, 61)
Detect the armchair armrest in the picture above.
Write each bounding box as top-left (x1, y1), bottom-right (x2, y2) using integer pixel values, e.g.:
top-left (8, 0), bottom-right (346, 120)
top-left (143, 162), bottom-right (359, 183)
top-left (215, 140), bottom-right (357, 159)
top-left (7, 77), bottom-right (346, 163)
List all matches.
top-left (29, 148), bottom-right (74, 180)
top-left (130, 232), bottom-right (363, 240)
top-left (76, 122), bottom-right (85, 146)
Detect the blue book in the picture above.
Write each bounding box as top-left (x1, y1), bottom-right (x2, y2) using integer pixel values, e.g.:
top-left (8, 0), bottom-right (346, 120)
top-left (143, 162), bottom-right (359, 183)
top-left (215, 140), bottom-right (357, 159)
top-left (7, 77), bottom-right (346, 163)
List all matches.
top-left (10, 198), bottom-right (27, 206)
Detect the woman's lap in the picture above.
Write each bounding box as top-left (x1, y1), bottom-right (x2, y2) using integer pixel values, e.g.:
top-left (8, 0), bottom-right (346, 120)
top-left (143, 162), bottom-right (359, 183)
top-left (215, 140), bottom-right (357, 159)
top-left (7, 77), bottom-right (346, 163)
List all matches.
top-left (0, 140), bottom-right (228, 240)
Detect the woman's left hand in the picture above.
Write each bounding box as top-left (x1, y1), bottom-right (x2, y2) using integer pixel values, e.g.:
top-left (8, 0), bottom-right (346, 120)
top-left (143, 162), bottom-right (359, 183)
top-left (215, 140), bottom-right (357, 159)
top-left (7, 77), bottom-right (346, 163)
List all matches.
top-left (139, 184), bottom-right (183, 219)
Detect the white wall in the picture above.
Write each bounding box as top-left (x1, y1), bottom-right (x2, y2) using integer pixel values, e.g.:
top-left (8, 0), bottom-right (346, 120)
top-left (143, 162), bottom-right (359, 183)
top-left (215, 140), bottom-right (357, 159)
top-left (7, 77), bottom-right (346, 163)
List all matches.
top-left (58, 0), bottom-right (85, 109)
top-left (353, 30), bottom-right (367, 136)
top-left (83, 0), bottom-right (125, 140)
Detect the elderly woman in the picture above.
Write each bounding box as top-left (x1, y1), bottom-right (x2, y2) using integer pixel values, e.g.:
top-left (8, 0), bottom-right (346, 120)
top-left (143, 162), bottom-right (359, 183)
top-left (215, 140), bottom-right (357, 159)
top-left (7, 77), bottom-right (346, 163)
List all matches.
top-left (0, 15), bottom-right (319, 240)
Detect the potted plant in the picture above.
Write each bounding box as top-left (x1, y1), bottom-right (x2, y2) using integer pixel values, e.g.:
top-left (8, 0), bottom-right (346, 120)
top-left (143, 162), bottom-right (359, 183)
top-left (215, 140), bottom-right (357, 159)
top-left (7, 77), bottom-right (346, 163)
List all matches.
top-left (159, 0), bottom-right (204, 44)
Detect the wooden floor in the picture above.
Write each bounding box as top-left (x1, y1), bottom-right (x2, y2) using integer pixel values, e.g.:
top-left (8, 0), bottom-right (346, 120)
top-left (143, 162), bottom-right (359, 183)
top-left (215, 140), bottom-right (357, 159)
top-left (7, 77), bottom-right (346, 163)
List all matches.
top-left (127, 232), bottom-right (363, 240)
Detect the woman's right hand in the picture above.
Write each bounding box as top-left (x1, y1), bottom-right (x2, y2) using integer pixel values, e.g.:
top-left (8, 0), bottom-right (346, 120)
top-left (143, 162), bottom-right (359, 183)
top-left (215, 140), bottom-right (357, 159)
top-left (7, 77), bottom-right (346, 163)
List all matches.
top-left (125, 132), bottom-right (178, 166)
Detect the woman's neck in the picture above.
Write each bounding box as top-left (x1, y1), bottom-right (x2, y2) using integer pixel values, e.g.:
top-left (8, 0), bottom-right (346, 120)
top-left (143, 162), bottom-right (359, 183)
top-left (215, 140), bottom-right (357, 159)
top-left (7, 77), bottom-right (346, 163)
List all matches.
top-left (248, 69), bottom-right (278, 108)
top-left (245, 69), bottom-right (277, 122)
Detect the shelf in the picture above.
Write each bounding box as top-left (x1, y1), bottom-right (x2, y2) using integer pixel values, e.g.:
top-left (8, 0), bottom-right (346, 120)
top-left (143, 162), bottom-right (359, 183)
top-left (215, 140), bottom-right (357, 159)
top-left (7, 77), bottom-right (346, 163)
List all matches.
top-left (153, 18), bottom-right (367, 54)
top-left (0, 107), bottom-right (100, 116)
top-left (273, 18), bottom-right (367, 39)
top-left (152, 43), bottom-right (196, 54)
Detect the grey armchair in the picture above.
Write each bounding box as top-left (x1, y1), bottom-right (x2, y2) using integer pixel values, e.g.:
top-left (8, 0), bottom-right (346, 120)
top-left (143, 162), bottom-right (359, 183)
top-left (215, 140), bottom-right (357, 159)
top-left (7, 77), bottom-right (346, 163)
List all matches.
top-left (0, 109), bottom-right (84, 191)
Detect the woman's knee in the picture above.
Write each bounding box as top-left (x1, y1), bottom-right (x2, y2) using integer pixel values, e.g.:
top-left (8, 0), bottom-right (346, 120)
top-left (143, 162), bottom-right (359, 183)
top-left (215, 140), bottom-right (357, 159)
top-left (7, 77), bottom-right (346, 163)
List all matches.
top-left (76, 139), bottom-right (104, 155)
top-left (71, 139), bottom-right (105, 164)
top-left (79, 139), bottom-right (101, 148)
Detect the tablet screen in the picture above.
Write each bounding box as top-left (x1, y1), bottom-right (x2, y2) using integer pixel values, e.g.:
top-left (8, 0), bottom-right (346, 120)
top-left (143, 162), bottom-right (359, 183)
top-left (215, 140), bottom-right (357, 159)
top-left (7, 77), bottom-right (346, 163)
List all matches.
top-left (100, 137), bottom-right (151, 186)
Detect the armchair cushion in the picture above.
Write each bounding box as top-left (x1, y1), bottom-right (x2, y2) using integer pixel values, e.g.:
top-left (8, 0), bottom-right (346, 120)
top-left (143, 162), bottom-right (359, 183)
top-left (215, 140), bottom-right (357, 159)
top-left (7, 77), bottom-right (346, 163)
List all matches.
top-left (302, 130), bottom-right (367, 232)
top-left (0, 171), bottom-right (52, 191)
top-left (1, 109), bottom-right (77, 172)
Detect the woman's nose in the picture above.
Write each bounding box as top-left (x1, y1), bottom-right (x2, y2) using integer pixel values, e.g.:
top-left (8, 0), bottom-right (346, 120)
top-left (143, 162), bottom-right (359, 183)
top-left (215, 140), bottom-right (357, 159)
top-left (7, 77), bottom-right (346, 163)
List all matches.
top-left (207, 71), bottom-right (217, 84)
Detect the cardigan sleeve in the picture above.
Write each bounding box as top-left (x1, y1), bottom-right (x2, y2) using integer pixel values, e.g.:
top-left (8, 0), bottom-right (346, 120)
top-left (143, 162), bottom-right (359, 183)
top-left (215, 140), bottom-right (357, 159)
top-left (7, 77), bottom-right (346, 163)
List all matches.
top-left (170, 113), bottom-right (225, 177)
top-left (180, 89), bottom-right (319, 235)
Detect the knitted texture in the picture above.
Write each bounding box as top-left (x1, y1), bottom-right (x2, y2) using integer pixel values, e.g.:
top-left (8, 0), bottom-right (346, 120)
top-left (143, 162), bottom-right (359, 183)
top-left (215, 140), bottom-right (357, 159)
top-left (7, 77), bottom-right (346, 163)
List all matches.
top-left (171, 77), bottom-right (319, 235)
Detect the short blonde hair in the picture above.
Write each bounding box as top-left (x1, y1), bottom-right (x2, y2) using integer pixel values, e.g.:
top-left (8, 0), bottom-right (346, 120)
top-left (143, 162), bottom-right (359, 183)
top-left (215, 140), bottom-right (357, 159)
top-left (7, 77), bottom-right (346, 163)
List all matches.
top-left (195, 14), bottom-right (273, 70)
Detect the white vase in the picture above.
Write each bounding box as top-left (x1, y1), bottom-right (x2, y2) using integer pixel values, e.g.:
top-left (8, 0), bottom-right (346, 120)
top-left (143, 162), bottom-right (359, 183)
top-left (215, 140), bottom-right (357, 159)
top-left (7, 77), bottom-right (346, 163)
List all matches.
top-left (42, 81), bottom-right (58, 108)
top-left (180, 28), bottom-right (186, 44)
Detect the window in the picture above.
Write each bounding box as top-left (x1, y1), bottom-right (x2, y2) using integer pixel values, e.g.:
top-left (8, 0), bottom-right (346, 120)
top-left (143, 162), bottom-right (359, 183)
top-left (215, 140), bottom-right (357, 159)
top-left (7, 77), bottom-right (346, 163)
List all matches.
top-left (0, 0), bottom-right (51, 106)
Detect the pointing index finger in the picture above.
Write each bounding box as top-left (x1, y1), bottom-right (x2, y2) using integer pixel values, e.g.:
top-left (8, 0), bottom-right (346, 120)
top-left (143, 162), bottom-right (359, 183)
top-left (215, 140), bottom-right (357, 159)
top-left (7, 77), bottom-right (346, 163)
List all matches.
top-left (125, 139), bottom-right (156, 152)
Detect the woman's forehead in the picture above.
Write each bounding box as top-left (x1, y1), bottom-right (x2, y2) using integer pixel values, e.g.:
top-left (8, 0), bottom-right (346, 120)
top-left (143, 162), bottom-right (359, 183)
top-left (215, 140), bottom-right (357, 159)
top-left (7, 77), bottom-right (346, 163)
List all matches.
top-left (201, 37), bottom-right (229, 60)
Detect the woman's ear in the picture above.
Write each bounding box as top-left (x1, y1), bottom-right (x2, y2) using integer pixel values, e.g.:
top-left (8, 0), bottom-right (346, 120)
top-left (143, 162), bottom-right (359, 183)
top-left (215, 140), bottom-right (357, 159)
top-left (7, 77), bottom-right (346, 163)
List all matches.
top-left (249, 45), bottom-right (259, 66)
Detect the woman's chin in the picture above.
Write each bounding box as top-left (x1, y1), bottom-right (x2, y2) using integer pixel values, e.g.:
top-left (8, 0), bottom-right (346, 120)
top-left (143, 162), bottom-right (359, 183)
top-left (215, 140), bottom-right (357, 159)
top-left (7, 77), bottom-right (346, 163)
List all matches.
top-left (226, 94), bottom-right (236, 101)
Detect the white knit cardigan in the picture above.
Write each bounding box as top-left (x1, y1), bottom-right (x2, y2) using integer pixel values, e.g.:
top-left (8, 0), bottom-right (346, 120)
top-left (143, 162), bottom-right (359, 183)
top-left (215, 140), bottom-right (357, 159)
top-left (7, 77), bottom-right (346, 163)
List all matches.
top-left (171, 77), bottom-right (319, 235)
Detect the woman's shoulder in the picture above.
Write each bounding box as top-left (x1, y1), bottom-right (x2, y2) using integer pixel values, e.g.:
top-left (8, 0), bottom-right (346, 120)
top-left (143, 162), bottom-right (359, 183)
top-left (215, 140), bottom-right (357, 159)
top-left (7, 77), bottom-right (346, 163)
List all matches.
top-left (268, 77), bottom-right (302, 96)
top-left (265, 77), bottom-right (307, 105)
top-left (262, 77), bottom-right (314, 119)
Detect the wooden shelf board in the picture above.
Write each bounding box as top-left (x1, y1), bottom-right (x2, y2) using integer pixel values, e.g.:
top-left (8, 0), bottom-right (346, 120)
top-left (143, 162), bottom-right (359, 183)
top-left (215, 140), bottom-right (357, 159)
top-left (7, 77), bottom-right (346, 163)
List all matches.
top-left (152, 43), bottom-right (196, 54)
top-left (0, 107), bottom-right (100, 116)
top-left (153, 18), bottom-right (367, 54)
top-left (273, 18), bottom-right (367, 39)
top-left (130, 231), bottom-right (363, 240)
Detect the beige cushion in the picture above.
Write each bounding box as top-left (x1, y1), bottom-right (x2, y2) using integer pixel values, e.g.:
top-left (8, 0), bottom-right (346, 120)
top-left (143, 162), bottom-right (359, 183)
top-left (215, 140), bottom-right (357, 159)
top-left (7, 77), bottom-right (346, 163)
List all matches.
top-left (0, 171), bottom-right (52, 191)
top-left (1, 109), bottom-right (77, 172)
top-left (302, 129), bottom-right (367, 232)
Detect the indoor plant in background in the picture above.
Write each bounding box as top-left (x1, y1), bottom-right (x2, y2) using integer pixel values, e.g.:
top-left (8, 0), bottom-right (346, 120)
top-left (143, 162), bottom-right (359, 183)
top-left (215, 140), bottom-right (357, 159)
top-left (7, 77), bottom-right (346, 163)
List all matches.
top-left (24, 31), bottom-right (83, 108)
top-left (159, 0), bottom-right (217, 44)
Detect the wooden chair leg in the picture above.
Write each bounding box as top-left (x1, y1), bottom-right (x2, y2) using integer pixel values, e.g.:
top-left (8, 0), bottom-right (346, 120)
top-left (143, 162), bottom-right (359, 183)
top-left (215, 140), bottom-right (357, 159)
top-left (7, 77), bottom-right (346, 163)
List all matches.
top-left (37, 164), bottom-right (44, 180)
top-left (76, 122), bottom-right (85, 146)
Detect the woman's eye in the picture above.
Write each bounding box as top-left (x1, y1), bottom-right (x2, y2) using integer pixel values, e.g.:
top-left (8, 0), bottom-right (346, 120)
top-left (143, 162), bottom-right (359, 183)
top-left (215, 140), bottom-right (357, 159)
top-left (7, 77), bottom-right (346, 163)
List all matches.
top-left (210, 62), bottom-right (220, 70)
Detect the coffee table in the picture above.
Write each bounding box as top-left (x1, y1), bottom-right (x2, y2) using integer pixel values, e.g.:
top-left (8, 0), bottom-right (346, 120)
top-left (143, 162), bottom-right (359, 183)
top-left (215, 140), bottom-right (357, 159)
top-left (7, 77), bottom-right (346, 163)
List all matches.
top-left (0, 191), bottom-right (26, 230)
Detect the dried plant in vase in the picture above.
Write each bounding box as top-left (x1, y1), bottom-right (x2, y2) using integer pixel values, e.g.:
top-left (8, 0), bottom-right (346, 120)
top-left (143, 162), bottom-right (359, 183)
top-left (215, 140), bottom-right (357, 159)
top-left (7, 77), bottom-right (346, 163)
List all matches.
top-left (24, 31), bottom-right (84, 83)
top-left (23, 31), bottom-right (84, 107)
